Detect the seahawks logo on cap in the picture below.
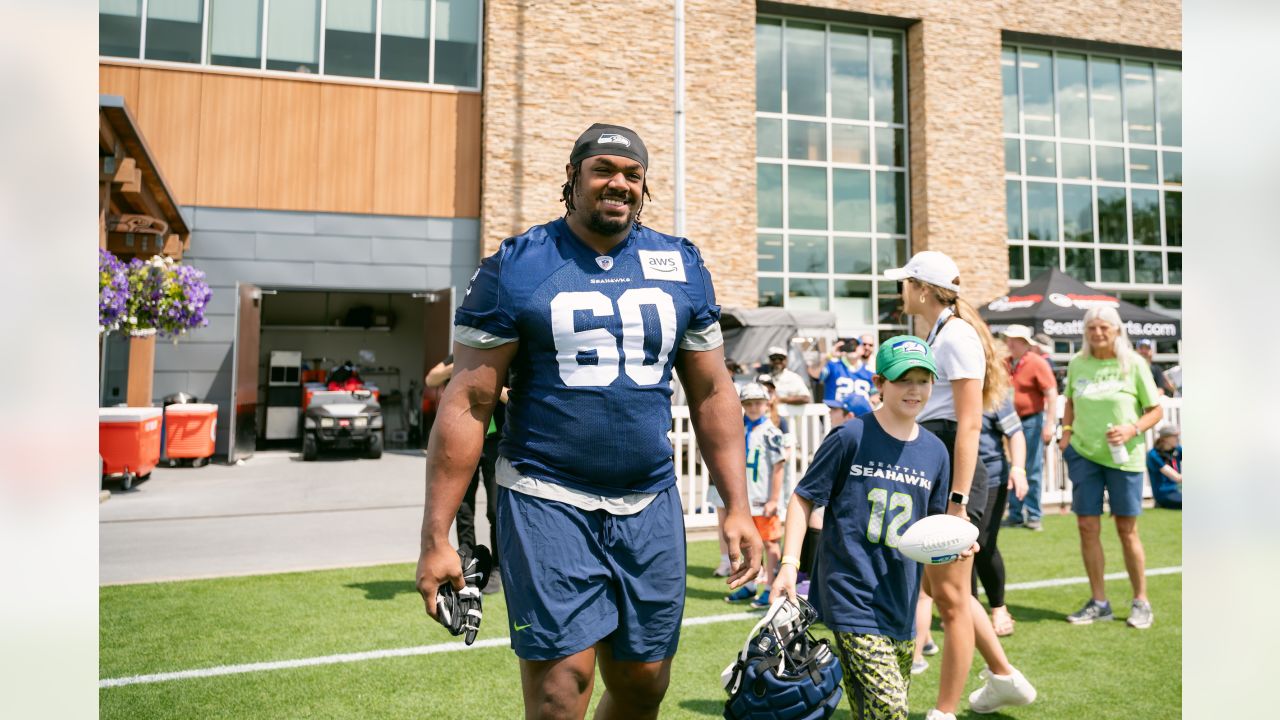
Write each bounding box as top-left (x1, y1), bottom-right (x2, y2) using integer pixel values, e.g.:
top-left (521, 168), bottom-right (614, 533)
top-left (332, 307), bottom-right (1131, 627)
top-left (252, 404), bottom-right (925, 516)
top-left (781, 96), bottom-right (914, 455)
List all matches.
top-left (597, 133), bottom-right (631, 147)
top-left (892, 339), bottom-right (928, 355)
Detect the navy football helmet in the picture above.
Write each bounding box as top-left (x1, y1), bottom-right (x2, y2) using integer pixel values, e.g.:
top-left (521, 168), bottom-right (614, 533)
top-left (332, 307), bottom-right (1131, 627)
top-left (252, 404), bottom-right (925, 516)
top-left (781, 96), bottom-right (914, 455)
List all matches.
top-left (722, 596), bottom-right (844, 720)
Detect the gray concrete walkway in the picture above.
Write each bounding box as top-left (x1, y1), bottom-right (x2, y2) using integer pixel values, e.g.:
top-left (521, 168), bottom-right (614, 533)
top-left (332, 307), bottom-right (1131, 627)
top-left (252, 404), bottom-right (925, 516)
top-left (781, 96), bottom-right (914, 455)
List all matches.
top-left (99, 449), bottom-right (490, 585)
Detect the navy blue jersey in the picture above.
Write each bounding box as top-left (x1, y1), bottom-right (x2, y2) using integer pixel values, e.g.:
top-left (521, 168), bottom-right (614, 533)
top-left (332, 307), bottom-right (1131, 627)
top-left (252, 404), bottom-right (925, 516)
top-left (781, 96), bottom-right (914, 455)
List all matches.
top-left (454, 219), bottom-right (721, 496)
top-left (979, 397), bottom-right (1023, 488)
top-left (820, 359), bottom-right (874, 406)
top-left (794, 413), bottom-right (949, 640)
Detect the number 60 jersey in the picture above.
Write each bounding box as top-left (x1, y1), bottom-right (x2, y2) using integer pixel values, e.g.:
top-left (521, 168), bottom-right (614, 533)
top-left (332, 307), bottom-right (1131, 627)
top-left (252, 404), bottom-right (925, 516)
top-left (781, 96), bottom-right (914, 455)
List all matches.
top-left (454, 218), bottom-right (723, 496)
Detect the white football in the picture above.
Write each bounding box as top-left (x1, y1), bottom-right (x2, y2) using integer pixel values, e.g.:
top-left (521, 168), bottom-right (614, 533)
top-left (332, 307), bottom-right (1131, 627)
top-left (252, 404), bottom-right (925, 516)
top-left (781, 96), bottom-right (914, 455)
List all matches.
top-left (898, 514), bottom-right (979, 565)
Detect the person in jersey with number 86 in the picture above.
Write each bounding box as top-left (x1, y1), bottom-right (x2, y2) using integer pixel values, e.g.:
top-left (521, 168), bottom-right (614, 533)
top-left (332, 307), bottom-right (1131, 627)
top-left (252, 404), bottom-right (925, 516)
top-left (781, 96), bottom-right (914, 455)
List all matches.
top-left (772, 337), bottom-right (959, 720)
top-left (415, 122), bottom-right (763, 720)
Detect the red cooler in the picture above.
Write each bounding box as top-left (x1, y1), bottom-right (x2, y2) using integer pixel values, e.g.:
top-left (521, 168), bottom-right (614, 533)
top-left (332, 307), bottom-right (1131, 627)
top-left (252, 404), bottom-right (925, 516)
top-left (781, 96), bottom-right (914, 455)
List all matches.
top-left (164, 403), bottom-right (218, 465)
top-left (99, 407), bottom-right (162, 489)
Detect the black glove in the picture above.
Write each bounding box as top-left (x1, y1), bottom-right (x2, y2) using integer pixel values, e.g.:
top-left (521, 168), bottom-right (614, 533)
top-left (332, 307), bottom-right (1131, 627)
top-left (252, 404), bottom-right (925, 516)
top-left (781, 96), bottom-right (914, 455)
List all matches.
top-left (434, 545), bottom-right (492, 645)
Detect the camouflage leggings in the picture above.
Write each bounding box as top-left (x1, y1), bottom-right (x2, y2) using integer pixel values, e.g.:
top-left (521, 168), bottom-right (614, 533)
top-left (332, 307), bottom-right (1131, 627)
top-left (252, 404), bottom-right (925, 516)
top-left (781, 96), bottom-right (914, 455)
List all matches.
top-left (832, 631), bottom-right (914, 720)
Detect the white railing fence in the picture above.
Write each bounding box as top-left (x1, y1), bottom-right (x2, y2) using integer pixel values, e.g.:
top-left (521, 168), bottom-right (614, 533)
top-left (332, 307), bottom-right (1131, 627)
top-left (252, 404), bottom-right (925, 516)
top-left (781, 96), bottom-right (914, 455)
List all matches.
top-left (672, 404), bottom-right (831, 529)
top-left (672, 398), bottom-right (1181, 528)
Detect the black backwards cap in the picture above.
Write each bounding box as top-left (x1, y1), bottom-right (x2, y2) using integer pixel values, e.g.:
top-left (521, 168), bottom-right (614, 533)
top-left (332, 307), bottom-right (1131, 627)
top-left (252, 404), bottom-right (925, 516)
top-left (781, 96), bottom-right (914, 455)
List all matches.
top-left (569, 123), bottom-right (648, 169)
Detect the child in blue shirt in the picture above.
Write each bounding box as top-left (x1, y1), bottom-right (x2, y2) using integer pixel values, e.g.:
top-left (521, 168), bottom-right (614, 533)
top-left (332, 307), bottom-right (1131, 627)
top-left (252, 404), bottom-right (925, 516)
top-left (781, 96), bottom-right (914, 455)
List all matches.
top-left (1146, 423), bottom-right (1182, 510)
top-left (773, 336), bottom-right (956, 720)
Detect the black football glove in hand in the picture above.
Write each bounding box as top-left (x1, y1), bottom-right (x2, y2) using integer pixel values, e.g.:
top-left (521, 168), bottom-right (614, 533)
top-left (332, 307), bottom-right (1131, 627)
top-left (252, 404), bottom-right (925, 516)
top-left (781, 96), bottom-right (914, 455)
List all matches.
top-left (434, 545), bottom-right (492, 645)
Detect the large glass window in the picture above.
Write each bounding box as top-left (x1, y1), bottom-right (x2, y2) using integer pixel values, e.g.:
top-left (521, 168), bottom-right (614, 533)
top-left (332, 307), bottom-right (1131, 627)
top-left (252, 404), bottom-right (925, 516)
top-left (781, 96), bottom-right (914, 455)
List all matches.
top-left (208, 0), bottom-right (263, 69)
top-left (99, 0), bottom-right (482, 89)
top-left (433, 0), bottom-right (480, 86)
top-left (325, 0), bottom-right (376, 78)
top-left (266, 0), bottom-right (319, 73)
top-left (1005, 44), bottom-right (1181, 294)
top-left (100, 0), bottom-right (143, 58)
top-left (145, 0), bottom-right (204, 63)
top-left (756, 17), bottom-right (909, 337)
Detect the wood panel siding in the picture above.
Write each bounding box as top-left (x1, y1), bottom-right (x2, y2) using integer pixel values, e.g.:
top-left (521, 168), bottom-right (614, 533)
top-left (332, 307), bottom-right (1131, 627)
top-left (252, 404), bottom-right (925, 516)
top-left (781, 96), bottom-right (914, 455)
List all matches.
top-left (100, 65), bottom-right (140, 110)
top-left (97, 62), bottom-right (479, 218)
top-left (196, 74), bottom-right (263, 207)
top-left (455, 93), bottom-right (482, 218)
top-left (373, 88), bottom-right (434, 216)
top-left (317, 84), bottom-right (376, 214)
top-left (258, 80), bottom-right (320, 211)
top-left (135, 69), bottom-right (203, 201)
top-left (427, 93), bottom-right (458, 217)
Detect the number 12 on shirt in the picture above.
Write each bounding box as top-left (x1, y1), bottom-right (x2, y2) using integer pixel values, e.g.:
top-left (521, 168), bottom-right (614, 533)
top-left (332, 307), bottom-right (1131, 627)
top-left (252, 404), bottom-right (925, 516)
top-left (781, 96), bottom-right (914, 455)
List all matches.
top-left (866, 488), bottom-right (912, 547)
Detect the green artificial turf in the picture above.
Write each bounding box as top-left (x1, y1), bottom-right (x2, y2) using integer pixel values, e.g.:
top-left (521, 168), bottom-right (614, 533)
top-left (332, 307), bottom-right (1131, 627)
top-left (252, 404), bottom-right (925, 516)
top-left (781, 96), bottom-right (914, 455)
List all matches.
top-left (101, 508), bottom-right (1181, 719)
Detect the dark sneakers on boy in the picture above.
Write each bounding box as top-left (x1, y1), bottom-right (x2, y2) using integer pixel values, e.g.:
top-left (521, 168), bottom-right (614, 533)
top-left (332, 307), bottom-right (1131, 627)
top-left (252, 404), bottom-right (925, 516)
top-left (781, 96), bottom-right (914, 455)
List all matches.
top-left (1066, 599), bottom-right (1114, 624)
top-left (725, 586), bottom-right (756, 603)
top-left (1126, 600), bottom-right (1154, 629)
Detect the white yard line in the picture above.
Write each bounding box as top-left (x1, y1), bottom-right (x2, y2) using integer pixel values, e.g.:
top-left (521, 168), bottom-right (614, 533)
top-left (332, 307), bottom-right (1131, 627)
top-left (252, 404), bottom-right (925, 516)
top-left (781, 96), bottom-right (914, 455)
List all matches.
top-left (100, 565), bottom-right (1182, 689)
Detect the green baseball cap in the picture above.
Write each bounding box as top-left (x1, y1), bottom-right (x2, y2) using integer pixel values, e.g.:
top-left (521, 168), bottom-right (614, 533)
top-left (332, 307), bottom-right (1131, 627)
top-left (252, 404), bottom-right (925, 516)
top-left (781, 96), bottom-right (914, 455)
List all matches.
top-left (876, 335), bottom-right (938, 381)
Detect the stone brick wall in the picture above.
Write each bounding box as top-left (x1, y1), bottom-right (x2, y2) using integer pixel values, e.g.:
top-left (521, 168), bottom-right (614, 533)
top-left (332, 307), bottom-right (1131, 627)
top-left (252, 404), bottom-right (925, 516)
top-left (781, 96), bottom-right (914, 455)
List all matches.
top-left (481, 0), bottom-right (1180, 309)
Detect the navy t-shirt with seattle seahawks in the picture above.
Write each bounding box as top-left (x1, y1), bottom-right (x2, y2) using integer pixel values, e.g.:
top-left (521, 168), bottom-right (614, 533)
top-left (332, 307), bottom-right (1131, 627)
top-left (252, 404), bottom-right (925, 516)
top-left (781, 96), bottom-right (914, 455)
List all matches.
top-left (454, 218), bottom-right (721, 497)
top-left (795, 413), bottom-right (950, 640)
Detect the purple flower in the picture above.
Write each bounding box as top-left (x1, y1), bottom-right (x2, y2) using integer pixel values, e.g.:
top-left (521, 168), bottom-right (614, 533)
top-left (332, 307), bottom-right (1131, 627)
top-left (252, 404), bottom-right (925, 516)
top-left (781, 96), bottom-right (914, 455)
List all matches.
top-left (120, 255), bottom-right (214, 338)
top-left (99, 249), bottom-right (128, 331)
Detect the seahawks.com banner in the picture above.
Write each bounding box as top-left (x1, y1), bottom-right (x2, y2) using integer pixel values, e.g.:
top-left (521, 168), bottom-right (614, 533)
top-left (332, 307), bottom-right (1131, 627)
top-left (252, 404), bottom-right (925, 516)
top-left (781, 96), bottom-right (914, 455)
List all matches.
top-left (979, 268), bottom-right (1181, 341)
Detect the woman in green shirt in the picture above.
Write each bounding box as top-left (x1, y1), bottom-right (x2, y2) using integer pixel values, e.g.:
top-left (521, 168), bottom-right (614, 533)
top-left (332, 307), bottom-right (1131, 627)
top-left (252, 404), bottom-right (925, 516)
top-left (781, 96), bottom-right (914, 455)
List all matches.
top-left (1058, 306), bottom-right (1164, 630)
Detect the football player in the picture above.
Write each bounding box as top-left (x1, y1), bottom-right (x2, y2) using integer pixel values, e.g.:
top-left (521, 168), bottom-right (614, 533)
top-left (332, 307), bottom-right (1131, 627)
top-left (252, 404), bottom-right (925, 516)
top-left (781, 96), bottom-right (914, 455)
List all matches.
top-left (416, 123), bottom-right (762, 720)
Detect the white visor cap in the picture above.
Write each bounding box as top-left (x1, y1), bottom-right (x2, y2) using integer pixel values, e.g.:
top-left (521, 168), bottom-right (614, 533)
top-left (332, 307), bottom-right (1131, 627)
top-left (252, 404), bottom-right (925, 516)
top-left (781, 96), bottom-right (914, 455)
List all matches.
top-left (883, 251), bottom-right (961, 292)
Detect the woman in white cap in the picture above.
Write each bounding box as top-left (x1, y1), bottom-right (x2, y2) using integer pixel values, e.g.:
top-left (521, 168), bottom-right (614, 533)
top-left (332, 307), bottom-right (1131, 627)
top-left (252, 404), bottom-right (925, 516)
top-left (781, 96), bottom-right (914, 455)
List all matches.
top-left (1058, 305), bottom-right (1163, 629)
top-left (885, 250), bottom-right (1036, 719)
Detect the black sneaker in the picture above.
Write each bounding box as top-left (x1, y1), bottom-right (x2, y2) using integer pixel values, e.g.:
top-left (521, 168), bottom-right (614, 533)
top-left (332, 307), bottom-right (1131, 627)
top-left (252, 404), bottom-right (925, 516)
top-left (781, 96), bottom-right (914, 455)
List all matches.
top-left (481, 570), bottom-right (502, 595)
top-left (1001, 516), bottom-right (1024, 528)
top-left (1066, 599), bottom-right (1114, 624)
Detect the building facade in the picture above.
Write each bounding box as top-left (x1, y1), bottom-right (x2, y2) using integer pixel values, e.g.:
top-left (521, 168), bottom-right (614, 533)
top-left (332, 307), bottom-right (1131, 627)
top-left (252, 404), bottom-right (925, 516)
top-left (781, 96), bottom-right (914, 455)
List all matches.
top-left (98, 0), bottom-right (1181, 454)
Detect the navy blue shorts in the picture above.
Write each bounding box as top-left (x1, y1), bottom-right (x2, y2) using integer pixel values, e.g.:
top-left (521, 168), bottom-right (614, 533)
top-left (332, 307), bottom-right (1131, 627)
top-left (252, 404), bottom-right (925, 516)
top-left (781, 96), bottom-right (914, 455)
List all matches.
top-left (1064, 445), bottom-right (1144, 517)
top-left (496, 484), bottom-right (687, 662)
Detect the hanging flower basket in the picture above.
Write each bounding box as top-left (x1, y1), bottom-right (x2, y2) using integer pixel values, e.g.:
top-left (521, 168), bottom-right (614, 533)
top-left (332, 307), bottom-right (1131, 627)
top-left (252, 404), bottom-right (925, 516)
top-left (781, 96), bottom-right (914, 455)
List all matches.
top-left (99, 248), bottom-right (129, 333)
top-left (119, 254), bottom-right (214, 339)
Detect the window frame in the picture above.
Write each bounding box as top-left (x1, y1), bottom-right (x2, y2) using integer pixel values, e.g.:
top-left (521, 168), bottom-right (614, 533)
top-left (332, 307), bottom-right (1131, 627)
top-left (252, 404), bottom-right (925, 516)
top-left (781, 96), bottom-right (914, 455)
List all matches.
top-left (755, 15), bottom-right (911, 336)
top-left (100, 0), bottom-right (483, 92)
top-left (1004, 43), bottom-right (1181, 294)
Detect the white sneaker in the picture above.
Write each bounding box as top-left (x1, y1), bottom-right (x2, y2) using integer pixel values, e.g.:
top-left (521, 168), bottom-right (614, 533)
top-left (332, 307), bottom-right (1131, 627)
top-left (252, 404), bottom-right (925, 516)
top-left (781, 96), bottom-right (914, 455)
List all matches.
top-left (911, 658), bottom-right (928, 675)
top-left (713, 558), bottom-right (731, 577)
top-left (968, 666), bottom-right (1037, 713)
top-left (925, 709), bottom-right (956, 720)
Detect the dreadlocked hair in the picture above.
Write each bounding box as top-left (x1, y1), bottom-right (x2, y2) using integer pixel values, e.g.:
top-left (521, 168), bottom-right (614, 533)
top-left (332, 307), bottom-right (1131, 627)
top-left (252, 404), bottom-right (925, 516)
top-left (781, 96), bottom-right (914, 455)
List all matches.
top-left (914, 279), bottom-right (1011, 411)
top-left (560, 162), bottom-right (653, 227)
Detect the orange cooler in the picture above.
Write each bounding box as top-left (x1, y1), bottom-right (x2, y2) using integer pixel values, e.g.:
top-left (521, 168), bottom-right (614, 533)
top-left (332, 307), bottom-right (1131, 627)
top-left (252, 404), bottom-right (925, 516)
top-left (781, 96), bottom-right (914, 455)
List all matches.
top-left (99, 407), bottom-right (162, 478)
top-left (164, 403), bottom-right (218, 460)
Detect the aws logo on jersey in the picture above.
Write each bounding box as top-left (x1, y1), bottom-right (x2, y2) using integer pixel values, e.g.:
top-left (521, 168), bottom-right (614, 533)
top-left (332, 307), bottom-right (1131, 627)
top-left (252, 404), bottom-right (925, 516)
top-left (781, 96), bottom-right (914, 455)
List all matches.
top-left (638, 250), bottom-right (687, 282)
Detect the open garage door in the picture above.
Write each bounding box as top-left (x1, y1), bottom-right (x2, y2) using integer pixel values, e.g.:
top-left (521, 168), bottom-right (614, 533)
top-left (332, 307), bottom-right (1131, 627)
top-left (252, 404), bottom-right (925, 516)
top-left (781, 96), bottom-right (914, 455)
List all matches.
top-left (422, 288), bottom-right (454, 373)
top-left (228, 283), bottom-right (262, 463)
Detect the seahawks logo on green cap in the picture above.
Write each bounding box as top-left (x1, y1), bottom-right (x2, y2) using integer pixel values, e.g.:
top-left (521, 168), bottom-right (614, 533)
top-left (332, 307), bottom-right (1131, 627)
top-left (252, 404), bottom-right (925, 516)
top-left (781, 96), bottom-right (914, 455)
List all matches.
top-left (892, 339), bottom-right (927, 355)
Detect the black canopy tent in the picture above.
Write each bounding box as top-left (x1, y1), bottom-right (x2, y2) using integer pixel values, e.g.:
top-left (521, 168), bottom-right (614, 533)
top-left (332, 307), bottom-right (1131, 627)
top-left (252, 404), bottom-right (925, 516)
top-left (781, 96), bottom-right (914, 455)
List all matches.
top-left (980, 268), bottom-right (1180, 341)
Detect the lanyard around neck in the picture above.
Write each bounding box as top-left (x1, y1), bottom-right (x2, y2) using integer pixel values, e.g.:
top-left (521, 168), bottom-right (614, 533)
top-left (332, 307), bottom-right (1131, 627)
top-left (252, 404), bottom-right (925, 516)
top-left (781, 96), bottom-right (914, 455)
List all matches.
top-left (926, 306), bottom-right (954, 346)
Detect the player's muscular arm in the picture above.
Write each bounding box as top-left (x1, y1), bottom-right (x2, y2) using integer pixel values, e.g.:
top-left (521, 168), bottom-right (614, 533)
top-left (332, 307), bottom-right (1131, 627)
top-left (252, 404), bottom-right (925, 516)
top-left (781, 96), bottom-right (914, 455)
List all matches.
top-left (416, 341), bottom-right (518, 617)
top-left (677, 345), bottom-right (763, 588)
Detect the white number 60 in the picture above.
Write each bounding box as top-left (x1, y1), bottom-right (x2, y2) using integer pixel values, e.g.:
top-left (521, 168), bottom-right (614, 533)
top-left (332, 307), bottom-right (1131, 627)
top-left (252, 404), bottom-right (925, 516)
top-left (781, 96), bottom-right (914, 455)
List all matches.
top-left (550, 288), bottom-right (677, 387)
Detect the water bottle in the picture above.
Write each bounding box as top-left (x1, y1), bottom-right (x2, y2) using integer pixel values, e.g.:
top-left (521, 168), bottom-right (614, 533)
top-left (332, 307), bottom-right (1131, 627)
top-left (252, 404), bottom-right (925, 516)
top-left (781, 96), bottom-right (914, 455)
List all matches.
top-left (1106, 423), bottom-right (1130, 464)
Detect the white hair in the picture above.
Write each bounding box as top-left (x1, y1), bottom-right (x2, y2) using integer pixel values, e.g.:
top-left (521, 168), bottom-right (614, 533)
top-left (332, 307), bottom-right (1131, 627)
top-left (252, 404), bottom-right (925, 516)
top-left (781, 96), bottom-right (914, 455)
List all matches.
top-left (1076, 305), bottom-right (1140, 375)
